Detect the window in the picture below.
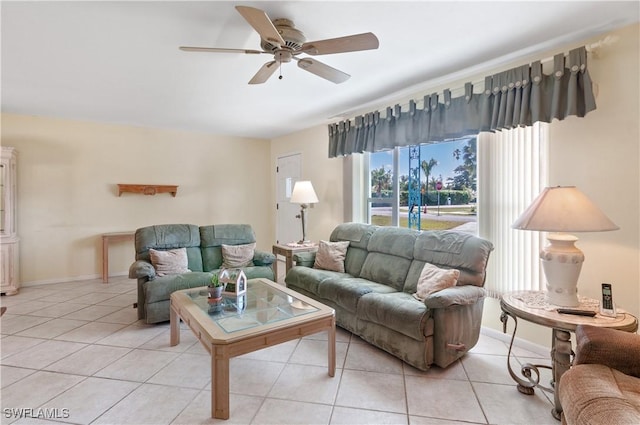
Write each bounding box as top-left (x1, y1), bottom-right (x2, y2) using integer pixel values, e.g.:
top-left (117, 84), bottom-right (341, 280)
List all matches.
top-left (367, 137), bottom-right (478, 234)
top-left (354, 124), bottom-right (548, 297)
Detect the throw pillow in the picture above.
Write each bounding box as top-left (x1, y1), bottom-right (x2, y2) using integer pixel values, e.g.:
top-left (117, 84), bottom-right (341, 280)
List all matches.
top-left (413, 262), bottom-right (460, 301)
top-left (221, 243), bottom-right (256, 268)
top-left (313, 240), bottom-right (350, 273)
top-left (149, 248), bottom-right (190, 277)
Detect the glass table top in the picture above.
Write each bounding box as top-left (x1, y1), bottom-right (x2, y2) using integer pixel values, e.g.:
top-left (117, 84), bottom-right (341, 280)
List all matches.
top-left (185, 279), bottom-right (319, 333)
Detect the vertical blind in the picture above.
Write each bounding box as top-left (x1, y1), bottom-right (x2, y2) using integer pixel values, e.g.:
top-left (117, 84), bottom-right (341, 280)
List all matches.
top-left (478, 123), bottom-right (548, 297)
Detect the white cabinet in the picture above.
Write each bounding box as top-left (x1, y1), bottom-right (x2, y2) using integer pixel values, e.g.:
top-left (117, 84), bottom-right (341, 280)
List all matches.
top-left (1, 147), bottom-right (19, 295)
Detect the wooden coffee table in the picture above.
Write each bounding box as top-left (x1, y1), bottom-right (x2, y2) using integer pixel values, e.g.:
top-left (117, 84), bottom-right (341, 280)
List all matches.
top-left (170, 278), bottom-right (336, 419)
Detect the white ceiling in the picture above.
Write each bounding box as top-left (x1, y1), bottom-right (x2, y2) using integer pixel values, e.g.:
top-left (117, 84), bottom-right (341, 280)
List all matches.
top-left (2, 1), bottom-right (638, 139)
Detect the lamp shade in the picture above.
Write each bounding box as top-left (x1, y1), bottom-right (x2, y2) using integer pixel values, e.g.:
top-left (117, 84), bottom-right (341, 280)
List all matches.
top-left (290, 181), bottom-right (319, 204)
top-left (512, 186), bottom-right (618, 232)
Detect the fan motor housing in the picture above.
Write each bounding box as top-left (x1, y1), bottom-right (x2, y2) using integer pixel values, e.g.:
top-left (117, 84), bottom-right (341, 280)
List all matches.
top-left (260, 18), bottom-right (306, 52)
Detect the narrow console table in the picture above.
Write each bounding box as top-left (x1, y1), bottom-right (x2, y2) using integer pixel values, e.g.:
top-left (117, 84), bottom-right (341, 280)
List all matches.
top-left (102, 231), bottom-right (135, 283)
top-left (500, 290), bottom-right (638, 420)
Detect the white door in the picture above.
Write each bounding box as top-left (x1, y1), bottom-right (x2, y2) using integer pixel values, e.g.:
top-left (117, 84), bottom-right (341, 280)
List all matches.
top-left (276, 153), bottom-right (302, 244)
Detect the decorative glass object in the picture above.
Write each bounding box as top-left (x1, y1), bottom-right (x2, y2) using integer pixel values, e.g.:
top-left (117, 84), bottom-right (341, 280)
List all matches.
top-left (219, 268), bottom-right (247, 297)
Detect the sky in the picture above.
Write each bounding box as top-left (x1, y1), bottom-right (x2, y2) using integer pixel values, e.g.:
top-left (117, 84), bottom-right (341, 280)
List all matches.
top-left (370, 137), bottom-right (474, 183)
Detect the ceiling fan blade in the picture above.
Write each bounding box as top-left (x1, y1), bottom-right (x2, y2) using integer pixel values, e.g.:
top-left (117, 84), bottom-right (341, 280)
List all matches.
top-left (301, 32), bottom-right (379, 55)
top-left (235, 6), bottom-right (286, 49)
top-left (249, 61), bottom-right (279, 84)
top-left (296, 58), bottom-right (350, 84)
top-left (179, 46), bottom-right (264, 54)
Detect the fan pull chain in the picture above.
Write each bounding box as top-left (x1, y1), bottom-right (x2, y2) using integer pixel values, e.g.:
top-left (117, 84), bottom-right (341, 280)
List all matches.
top-left (279, 62), bottom-right (283, 80)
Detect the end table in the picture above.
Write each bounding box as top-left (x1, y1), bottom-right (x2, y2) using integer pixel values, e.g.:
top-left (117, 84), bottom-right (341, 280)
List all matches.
top-left (500, 290), bottom-right (638, 421)
top-left (272, 243), bottom-right (318, 282)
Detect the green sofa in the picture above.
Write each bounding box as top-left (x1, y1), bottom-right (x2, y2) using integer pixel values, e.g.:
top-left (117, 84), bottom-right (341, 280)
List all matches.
top-left (129, 223), bottom-right (275, 324)
top-left (285, 222), bottom-right (493, 370)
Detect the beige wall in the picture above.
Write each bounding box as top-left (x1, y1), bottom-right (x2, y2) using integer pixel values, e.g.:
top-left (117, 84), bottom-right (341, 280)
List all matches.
top-left (269, 125), bottom-right (345, 243)
top-left (1, 114), bottom-right (272, 284)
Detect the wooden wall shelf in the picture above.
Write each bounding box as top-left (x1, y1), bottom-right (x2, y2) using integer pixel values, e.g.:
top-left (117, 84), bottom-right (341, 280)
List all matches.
top-left (117, 184), bottom-right (178, 197)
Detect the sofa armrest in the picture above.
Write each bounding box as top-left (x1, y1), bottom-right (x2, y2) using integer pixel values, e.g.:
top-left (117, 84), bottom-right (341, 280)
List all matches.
top-left (129, 260), bottom-right (156, 280)
top-left (424, 285), bottom-right (485, 309)
top-left (253, 250), bottom-right (276, 266)
top-left (292, 251), bottom-right (316, 267)
top-left (574, 325), bottom-right (640, 377)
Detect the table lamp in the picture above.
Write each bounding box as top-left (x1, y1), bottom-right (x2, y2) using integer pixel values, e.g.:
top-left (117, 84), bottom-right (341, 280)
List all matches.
top-left (512, 186), bottom-right (619, 306)
top-left (290, 180), bottom-right (319, 244)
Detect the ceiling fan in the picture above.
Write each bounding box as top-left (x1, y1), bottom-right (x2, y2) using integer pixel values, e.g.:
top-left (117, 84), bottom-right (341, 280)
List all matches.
top-left (179, 6), bottom-right (379, 84)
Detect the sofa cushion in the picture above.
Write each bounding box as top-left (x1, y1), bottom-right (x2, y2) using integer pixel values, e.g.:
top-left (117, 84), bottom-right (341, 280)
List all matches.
top-left (559, 364), bottom-right (640, 425)
top-left (357, 292), bottom-right (431, 341)
top-left (221, 243), bottom-right (256, 268)
top-left (149, 248), bottom-right (190, 276)
top-left (413, 262), bottom-right (460, 301)
top-left (314, 240), bottom-right (350, 272)
top-left (145, 272), bottom-right (214, 303)
top-left (318, 277), bottom-right (396, 313)
top-left (359, 226), bottom-right (416, 290)
top-left (135, 224), bottom-right (203, 272)
top-left (360, 253), bottom-right (412, 291)
top-left (285, 266), bottom-right (346, 295)
top-left (404, 231), bottom-right (493, 292)
top-left (330, 223), bottom-right (377, 277)
top-left (200, 224), bottom-right (256, 271)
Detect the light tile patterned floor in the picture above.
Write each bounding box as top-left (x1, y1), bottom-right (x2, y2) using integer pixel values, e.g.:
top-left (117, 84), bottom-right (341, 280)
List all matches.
top-left (1, 276), bottom-right (559, 425)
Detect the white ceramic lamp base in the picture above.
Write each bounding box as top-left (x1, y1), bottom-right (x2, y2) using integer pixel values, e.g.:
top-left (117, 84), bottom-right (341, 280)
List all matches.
top-left (541, 233), bottom-right (584, 307)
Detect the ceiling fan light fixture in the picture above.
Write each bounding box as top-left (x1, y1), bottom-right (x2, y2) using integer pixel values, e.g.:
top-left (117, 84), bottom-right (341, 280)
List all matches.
top-left (275, 50), bottom-right (293, 63)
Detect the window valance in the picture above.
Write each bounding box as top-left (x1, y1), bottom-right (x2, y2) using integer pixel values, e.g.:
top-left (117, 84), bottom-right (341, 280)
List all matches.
top-left (328, 46), bottom-right (596, 158)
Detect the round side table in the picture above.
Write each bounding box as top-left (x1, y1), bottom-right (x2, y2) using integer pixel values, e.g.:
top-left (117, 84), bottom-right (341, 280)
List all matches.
top-left (500, 290), bottom-right (638, 421)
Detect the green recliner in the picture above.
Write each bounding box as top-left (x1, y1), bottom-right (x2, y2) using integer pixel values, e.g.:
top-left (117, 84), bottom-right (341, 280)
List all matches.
top-left (129, 223), bottom-right (275, 324)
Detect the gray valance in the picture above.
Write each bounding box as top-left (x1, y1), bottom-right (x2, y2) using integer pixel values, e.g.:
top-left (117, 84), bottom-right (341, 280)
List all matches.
top-left (328, 46), bottom-right (596, 158)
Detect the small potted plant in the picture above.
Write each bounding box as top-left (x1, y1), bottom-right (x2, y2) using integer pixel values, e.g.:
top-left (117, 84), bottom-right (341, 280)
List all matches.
top-left (208, 274), bottom-right (225, 300)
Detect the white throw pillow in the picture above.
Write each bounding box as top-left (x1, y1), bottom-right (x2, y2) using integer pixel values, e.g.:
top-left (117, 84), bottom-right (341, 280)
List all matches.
top-left (149, 248), bottom-right (190, 277)
top-left (313, 240), bottom-right (350, 273)
top-left (221, 243), bottom-right (256, 268)
top-left (413, 262), bottom-right (460, 301)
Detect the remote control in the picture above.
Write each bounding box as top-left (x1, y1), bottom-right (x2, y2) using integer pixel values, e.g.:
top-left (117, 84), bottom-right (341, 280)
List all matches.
top-left (557, 308), bottom-right (597, 317)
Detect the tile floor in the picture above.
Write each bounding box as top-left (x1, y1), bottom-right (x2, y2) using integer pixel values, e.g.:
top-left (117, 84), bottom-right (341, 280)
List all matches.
top-left (1, 275), bottom-right (559, 425)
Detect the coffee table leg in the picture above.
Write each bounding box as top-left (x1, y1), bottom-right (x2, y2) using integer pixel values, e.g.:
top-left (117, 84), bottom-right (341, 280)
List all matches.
top-left (212, 348), bottom-right (230, 419)
top-left (328, 318), bottom-right (336, 377)
top-left (169, 304), bottom-right (179, 346)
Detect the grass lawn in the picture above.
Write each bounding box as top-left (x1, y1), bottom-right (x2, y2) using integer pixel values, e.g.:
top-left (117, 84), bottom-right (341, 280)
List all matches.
top-left (398, 206), bottom-right (476, 215)
top-left (371, 215), bottom-right (463, 230)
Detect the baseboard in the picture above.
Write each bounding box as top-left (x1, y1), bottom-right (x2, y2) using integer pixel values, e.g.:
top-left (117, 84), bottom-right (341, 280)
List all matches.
top-left (20, 271), bottom-right (129, 287)
top-left (480, 325), bottom-right (549, 357)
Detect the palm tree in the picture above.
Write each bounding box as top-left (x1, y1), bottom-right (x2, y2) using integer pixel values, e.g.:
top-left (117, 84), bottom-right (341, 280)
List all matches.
top-left (371, 166), bottom-right (391, 198)
top-left (420, 158), bottom-right (438, 211)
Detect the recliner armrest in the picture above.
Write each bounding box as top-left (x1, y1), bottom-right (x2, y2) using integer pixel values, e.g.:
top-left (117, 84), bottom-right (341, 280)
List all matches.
top-left (129, 260), bottom-right (156, 280)
top-left (292, 252), bottom-right (316, 267)
top-left (574, 324), bottom-right (640, 377)
top-left (424, 285), bottom-right (485, 309)
top-left (253, 250), bottom-right (276, 266)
